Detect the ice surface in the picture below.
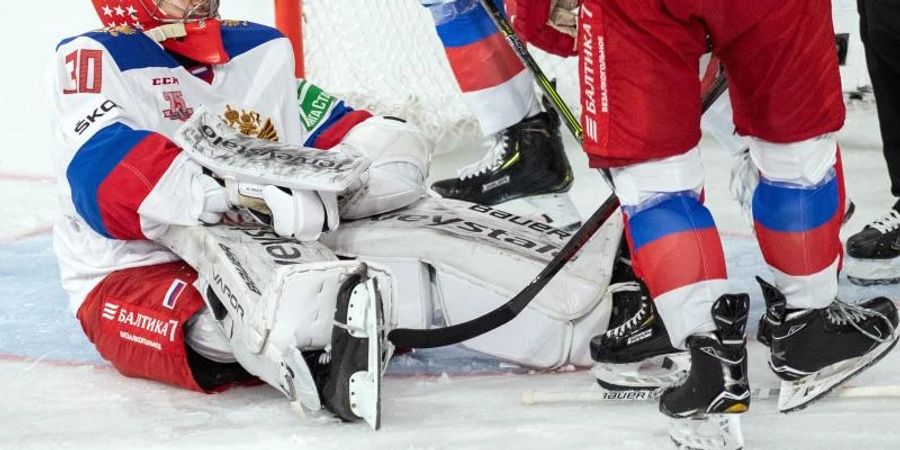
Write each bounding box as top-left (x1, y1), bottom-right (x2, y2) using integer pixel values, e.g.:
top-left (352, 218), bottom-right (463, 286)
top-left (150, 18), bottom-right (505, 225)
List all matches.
top-left (1, 2), bottom-right (899, 449)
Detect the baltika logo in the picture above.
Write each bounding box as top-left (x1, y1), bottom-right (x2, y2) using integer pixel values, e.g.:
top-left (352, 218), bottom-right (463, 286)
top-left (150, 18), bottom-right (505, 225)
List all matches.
top-left (223, 105), bottom-right (279, 141)
top-left (102, 302), bottom-right (120, 321)
top-left (162, 279), bottom-right (188, 310)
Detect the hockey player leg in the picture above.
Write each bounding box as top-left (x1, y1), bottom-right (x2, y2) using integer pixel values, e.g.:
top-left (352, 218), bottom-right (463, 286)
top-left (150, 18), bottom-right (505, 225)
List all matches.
top-left (750, 136), bottom-right (900, 412)
top-left (321, 263), bottom-right (389, 429)
top-left (597, 149), bottom-right (730, 398)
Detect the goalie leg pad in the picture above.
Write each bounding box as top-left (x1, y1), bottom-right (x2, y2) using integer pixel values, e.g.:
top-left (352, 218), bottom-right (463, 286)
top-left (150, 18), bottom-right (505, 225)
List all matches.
top-left (338, 116), bottom-right (433, 219)
top-left (157, 224), bottom-right (395, 413)
top-left (326, 198), bottom-right (623, 368)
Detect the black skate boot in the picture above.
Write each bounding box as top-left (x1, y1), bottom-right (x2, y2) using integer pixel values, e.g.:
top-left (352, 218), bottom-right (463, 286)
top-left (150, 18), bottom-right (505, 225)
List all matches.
top-left (755, 276), bottom-right (787, 348)
top-left (755, 278), bottom-right (899, 412)
top-left (320, 264), bottom-right (387, 429)
top-left (430, 96), bottom-right (579, 231)
top-left (660, 294), bottom-right (750, 450)
top-left (589, 248), bottom-right (689, 399)
top-left (845, 200), bottom-right (900, 285)
top-left (659, 294), bottom-right (751, 419)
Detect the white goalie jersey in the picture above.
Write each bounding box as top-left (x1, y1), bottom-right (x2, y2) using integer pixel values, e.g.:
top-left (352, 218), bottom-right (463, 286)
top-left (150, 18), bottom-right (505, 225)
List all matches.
top-left (49, 21), bottom-right (373, 312)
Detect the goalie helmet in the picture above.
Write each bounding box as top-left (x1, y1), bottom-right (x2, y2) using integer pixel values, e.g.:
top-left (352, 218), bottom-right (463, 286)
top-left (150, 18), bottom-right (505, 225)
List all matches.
top-left (90, 0), bottom-right (229, 64)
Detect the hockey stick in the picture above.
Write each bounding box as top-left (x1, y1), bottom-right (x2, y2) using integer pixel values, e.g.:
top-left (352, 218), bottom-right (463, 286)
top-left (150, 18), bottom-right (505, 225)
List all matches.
top-left (521, 384), bottom-right (900, 405)
top-left (386, 1), bottom-right (728, 349)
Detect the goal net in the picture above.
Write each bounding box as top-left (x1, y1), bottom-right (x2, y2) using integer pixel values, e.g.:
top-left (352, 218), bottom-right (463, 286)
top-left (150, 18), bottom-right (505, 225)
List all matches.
top-left (289, 0), bottom-right (580, 155)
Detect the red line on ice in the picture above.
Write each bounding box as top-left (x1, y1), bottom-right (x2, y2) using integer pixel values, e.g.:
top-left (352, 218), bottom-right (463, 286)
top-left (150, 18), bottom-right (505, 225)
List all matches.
top-left (0, 353), bottom-right (111, 370)
top-left (0, 172), bottom-right (55, 183)
top-left (0, 225), bottom-right (53, 245)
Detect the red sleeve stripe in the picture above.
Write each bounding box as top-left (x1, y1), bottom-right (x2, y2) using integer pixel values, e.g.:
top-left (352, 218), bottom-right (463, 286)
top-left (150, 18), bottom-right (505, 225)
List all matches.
top-left (310, 109), bottom-right (373, 150)
top-left (96, 133), bottom-right (182, 240)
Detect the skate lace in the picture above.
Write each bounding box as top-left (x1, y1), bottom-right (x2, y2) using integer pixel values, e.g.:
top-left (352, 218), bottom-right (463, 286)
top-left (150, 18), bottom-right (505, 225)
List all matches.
top-left (826, 299), bottom-right (896, 344)
top-left (869, 209), bottom-right (900, 234)
top-left (604, 282), bottom-right (647, 338)
top-left (457, 132), bottom-right (511, 180)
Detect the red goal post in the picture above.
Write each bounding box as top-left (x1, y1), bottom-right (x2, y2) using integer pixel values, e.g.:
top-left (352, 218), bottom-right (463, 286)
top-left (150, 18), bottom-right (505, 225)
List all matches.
top-left (274, 0), bottom-right (303, 77)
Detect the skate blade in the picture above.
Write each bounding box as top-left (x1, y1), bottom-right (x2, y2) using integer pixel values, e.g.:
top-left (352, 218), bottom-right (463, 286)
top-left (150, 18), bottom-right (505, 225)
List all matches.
top-left (346, 278), bottom-right (384, 430)
top-left (668, 414), bottom-right (744, 450)
top-left (844, 256), bottom-right (900, 286)
top-left (777, 332), bottom-right (900, 413)
top-left (591, 353), bottom-right (690, 393)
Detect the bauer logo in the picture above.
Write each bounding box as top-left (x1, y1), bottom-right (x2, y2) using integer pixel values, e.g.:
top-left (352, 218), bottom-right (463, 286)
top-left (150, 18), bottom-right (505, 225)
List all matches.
top-left (602, 391), bottom-right (651, 401)
top-left (162, 279), bottom-right (188, 310)
top-left (297, 80), bottom-right (336, 132)
top-left (626, 328), bottom-right (652, 346)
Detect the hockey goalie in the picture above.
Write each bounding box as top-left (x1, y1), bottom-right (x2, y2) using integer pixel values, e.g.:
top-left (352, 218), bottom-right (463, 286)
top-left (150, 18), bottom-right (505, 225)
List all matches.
top-left (50, 0), bottom-right (625, 429)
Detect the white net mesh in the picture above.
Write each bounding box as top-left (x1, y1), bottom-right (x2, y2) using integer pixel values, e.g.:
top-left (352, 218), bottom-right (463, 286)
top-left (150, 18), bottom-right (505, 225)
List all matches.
top-left (301, 0), bottom-right (579, 155)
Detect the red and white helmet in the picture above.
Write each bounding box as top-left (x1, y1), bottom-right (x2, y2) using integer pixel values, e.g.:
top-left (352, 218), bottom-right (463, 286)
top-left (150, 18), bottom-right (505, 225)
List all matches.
top-left (91, 0), bottom-right (229, 64)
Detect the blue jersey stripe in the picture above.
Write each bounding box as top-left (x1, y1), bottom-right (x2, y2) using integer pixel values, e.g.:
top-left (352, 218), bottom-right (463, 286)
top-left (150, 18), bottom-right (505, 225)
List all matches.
top-left (66, 123), bottom-right (151, 238)
top-left (628, 194), bottom-right (717, 251)
top-left (435, 0), bottom-right (504, 48)
top-left (304, 101), bottom-right (354, 147)
top-left (221, 22), bottom-right (285, 59)
top-left (57, 31), bottom-right (180, 72)
top-left (753, 176), bottom-right (839, 232)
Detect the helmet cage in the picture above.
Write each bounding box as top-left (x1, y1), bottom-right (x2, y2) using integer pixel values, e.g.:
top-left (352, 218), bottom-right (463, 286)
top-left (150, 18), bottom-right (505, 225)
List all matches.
top-left (139, 0), bottom-right (220, 23)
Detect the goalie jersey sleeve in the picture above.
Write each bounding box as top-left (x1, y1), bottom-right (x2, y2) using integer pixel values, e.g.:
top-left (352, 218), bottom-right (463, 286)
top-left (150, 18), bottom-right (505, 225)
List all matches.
top-left (52, 34), bottom-right (208, 241)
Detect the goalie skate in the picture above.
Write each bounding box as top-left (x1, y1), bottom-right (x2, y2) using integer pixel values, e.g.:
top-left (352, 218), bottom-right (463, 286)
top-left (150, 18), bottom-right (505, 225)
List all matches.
top-left (321, 264), bottom-right (390, 429)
